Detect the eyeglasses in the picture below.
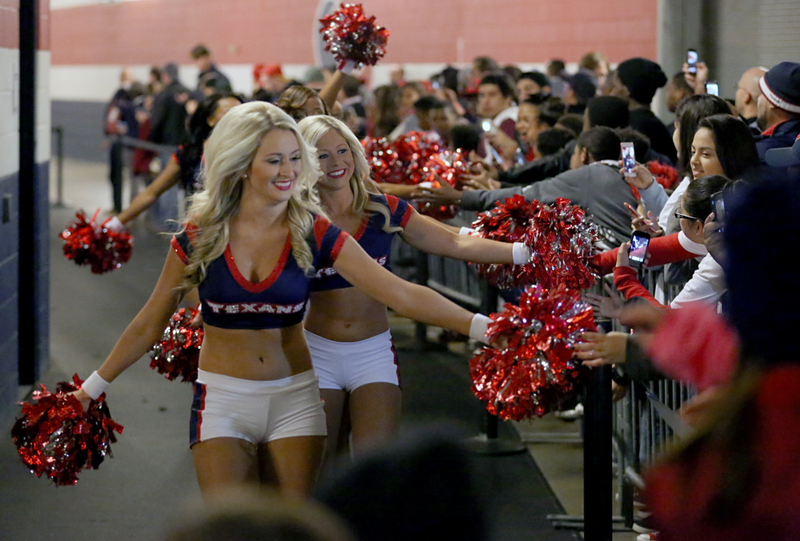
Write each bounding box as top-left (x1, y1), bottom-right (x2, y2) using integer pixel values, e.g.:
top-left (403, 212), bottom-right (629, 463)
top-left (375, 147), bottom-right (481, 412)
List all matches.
top-left (674, 210), bottom-right (702, 222)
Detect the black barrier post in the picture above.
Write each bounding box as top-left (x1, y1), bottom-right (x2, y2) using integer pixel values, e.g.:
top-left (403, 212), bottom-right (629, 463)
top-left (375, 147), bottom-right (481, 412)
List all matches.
top-left (464, 283), bottom-right (526, 456)
top-left (109, 136), bottom-right (124, 214)
top-left (50, 126), bottom-right (69, 208)
top-left (414, 247), bottom-right (429, 346)
top-left (583, 360), bottom-right (613, 541)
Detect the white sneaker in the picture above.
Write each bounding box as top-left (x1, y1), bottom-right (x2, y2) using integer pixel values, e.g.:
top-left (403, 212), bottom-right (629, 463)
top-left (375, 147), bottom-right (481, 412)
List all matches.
top-left (636, 533), bottom-right (659, 541)
top-left (555, 403), bottom-right (584, 421)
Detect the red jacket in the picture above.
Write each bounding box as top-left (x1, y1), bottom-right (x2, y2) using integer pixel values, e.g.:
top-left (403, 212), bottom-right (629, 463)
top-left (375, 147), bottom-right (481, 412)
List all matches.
top-left (645, 365), bottom-right (800, 541)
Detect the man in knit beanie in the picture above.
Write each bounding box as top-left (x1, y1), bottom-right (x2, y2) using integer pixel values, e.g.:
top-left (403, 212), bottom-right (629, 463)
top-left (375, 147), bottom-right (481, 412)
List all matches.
top-left (755, 61), bottom-right (800, 163)
top-left (609, 58), bottom-right (676, 164)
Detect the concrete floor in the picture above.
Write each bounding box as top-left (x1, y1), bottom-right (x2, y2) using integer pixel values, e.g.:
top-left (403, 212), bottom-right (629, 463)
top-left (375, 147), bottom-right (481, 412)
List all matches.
top-left (0, 159), bottom-right (639, 540)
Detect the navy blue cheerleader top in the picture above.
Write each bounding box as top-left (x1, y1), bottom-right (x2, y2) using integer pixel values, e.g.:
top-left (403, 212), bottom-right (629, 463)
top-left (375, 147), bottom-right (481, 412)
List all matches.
top-left (312, 193), bottom-right (412, 291)
top-left (171, 216), bottom-right (349, 329)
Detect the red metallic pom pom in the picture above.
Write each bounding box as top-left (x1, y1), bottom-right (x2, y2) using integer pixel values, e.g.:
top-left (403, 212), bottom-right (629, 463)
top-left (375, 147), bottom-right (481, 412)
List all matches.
top-left (319, 3), bottom-right (390, 69)
top-left (60, 209), bottom-right (133, 274)
top-left (419, 150), bottom-right (470, 220)
top-left (470, 285), bottom-right (596, 421)
top-left (11, 375), bottom-right (124, 486)
top-left (363, 131), bottom-right (442, 185)
top-left (362, 136), bottom-right (398, 183)
top-left (149, 307), bottom-right (203, 383)
top-left (473, 196), bottom-right (599, 290)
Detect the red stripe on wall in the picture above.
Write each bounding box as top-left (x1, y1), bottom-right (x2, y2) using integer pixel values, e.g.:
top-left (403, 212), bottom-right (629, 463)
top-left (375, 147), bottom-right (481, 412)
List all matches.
top-left (52, 0), bottom-right (657, 66)
top-left (0, 1), bottom-right (20, 50)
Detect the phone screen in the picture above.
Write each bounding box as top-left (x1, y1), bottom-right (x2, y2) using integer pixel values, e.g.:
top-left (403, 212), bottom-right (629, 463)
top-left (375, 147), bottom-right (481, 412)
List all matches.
top-left (706, 81), bottom-right (719, 96)
top-left (629, 232), bottom-right (650, 265)
top-left (687, 49), bottom-right (698, 74)
top-left (621, 142), bottom-right (636, 177)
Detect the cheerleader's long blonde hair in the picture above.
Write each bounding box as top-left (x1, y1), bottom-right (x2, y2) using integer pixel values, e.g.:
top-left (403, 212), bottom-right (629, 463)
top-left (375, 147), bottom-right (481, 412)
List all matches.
top-left (297, 115), bottom-right (401, 234)
top-left (179, 101), bottom-right (325, 292)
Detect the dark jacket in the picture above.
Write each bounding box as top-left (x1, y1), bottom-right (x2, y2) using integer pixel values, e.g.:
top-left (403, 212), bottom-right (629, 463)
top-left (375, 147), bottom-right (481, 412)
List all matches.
top-left (461, 161), bottom-right (638, 245)
top-left (629, 108), bottom-right (678, 164)
top-left (756, 117), bottom-right (800, 164)
top-left (498, 140), bottom-right (575, 185)
top-left (149, 81), bottom-right (190, 145)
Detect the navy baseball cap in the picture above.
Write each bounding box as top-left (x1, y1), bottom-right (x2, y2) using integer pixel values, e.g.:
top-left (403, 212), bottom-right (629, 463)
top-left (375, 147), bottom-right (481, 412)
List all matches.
top-left (765, 135), bottom-right (800, 167)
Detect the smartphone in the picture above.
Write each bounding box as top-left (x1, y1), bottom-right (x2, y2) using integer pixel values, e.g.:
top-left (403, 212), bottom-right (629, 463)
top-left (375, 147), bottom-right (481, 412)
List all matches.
top-left (687, 49), bottom-right (698, 74)
top-left (628, 231), bottom-right (650, 267)
top-left (431, 80), bottom-right (440, 90)
top-left (705, 80), bottom-right (719, 96)
top-left (481, 119), bottom-right (493, 133)
top-left (710, 190), bottom-right (726, 225)
top-left (621, 142), bottom-right (636, 177)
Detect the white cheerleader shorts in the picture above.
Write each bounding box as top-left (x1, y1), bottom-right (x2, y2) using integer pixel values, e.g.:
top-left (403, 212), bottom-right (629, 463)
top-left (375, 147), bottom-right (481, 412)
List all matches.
top-left (305, 329), bottom-right (400, 391)
top-left (190, 369), bottom-right (326, 447)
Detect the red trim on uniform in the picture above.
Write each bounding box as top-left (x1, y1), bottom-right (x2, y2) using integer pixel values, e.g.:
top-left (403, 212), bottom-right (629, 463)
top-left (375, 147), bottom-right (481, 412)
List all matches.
top-left (224, 235), bottom-right (291, 293)
top-left (385, 194), bottom-right (400, 214)
top-left (399, 205), bottom-right (413, 228)
top-left (185, 223), bottom-right (198, 242)
top-left (171, 237), bottom-right (190, 264)
top-left (330, 232), bottom-right (349, 262)
top-left (353, 215), bottom-right (369, 240)
top-left (314, 216), bottom-right (331, 250)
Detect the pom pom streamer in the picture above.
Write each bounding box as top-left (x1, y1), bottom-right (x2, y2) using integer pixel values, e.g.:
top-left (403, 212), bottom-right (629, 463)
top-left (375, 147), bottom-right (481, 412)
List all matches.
top-left (60, 209), bottom-right (133, 274)
top-left (149, 307), bottom-right (204, 383)
top-left (470, 285), bottom-right (596, 421)
top-left (362, 131), bottom-right (442, 186)
top-left (11, 375), bottom-right (123, 486)
top-left (319, 3), bottom-right (390, 69)
top-left (419, 150), bottom-right (470, 220)
top-left (473, 196), bottom-right (599, 290)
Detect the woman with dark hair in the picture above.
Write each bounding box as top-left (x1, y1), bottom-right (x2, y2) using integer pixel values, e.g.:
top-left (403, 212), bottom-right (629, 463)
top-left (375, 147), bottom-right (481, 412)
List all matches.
top-left (107, 92), bottom-right (244, 230)
top-left (628, 94), bottom-right (732, 232)
top-left (694, 115), bottom-right (759, 181)
top-left (368, 84), bottom-right (402, 137)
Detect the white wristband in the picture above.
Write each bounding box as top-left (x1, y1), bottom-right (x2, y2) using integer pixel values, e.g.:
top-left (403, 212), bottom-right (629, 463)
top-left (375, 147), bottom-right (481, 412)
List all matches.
top-left (81, 371), bottom-right (110, 400)
top-left (469, 314), bottom-right (493, 345)
top-left (339, 60), bottom-right (356, 74)
top-left (459, 227), bottom-right (477, 236)
top-left (105, 216), bottom-right (124, 233)
top-left (512, 242), bottom-right (532, 265)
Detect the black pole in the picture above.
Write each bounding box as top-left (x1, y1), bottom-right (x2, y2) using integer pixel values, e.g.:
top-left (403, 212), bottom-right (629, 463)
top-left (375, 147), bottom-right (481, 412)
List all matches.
top-left (413, 248), bottom-right (429, 345)
top-left (51, 127), bottom-right (67, 208)
top-left (18, 0), bottom-right (39, 385)
top-left (583, 363), bottom-right (613, 541)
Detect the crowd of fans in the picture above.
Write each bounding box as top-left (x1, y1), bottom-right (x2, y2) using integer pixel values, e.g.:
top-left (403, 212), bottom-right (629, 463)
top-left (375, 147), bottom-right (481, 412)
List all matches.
top-left (100, 42), bottom-right (800, 541)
